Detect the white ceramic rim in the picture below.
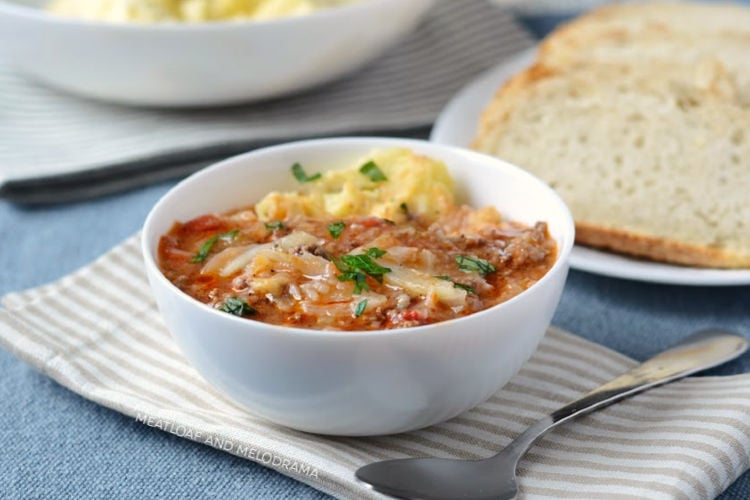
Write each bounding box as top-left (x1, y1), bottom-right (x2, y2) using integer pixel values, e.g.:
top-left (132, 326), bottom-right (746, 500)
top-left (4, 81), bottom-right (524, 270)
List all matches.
top-left (141, 137), bottom-right (574, 339)
top-left (0, 0), bottom-right (396, 30)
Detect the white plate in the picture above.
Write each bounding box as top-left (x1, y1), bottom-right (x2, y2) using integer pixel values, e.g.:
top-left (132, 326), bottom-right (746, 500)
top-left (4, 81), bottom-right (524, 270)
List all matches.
top-left (431, 48), bottom-right (750, 286)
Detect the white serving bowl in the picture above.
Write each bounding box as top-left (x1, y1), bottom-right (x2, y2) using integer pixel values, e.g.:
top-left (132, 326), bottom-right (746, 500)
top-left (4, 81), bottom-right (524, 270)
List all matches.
top-left (0, 0), bottom-right (433, 107)
top-left (142, 138), bottom-right (574, 435)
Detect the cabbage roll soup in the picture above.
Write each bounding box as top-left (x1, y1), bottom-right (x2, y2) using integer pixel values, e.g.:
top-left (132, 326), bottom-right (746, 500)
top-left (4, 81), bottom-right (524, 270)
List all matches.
top-left (158, 149), bottom-right (557, 331)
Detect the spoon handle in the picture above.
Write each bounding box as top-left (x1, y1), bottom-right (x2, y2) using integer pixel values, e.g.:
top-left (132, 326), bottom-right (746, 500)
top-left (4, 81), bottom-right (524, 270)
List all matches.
top-left (549, 329), bottom-right (746, 422)
top-left (500, 329), bottom-right (747, 460)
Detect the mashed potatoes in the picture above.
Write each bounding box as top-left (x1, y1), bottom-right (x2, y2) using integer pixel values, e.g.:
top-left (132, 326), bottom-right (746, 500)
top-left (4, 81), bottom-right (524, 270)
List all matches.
top-left (47, 0), bottom-right (355, 23)
top-left (255, 149), bottom-right (456, 223)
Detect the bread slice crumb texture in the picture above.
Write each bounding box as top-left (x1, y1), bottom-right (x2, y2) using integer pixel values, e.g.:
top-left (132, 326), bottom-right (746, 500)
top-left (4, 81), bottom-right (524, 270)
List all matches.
top-left (474, 61), bottom-right (750, 267)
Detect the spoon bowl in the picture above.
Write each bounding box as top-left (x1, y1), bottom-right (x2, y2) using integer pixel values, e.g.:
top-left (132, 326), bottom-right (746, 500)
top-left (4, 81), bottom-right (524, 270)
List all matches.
top-left (357, 456), bottom-right (519, 500)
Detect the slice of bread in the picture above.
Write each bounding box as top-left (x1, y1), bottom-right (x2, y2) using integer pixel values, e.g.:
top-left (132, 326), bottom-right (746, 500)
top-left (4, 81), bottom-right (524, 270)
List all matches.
top-left (473, 60), bottom-right (750, 268)
top-left (538, 2), bottom-right (750, 103)
top-left (473, 1), bottom-right (750, 268)
top-left (539, 2), bottom-right (750, 56)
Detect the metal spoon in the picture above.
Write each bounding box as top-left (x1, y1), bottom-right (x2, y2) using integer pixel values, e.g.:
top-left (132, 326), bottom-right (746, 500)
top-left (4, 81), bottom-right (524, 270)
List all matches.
top-left (356, 329), bottom-right (747, 500)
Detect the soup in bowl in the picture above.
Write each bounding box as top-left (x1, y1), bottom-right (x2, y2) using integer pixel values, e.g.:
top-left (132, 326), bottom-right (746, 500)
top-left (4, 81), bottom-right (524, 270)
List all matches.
top-left (142, 138), bottom-right (574, 435)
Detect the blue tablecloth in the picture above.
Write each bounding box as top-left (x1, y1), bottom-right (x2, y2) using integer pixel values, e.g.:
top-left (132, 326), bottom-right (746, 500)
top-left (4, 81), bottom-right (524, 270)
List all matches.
top-left (3, 12), bottom-right (749, 500)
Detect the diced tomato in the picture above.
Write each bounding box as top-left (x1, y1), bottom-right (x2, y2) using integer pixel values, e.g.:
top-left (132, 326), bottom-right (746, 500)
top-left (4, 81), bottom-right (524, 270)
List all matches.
top-left (401, 310), bottom-right (422, 321)
top-left (163, 247), bottom-right (193, 263)
top-left (183, 215), bottom-right (224, 233)
top-left (196, 275), bottom-right (217, 286)
top-left (158, 235), bottom-right (179, 250)
top-left (360, 217), bottom-right (387, 228)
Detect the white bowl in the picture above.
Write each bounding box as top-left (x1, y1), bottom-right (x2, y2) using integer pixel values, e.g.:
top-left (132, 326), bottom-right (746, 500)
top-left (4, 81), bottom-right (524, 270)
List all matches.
top-left (141, 138), bottom-right (574, 435)
top-left (0, 0), bottom-right (434, 107)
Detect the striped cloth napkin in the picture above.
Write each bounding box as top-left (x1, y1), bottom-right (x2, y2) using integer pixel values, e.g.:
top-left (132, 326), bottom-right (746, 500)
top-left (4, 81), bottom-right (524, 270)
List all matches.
top-left (2, 236), bottom-right (750, 499)
top-left (0, 0), bottom-right (533, 203)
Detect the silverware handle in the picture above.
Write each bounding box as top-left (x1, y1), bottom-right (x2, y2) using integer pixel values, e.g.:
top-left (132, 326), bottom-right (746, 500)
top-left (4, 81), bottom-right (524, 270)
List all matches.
top-left (549, 329), bottom-right (746, 424)
top-left (500, 329), bottom-right (747, 461)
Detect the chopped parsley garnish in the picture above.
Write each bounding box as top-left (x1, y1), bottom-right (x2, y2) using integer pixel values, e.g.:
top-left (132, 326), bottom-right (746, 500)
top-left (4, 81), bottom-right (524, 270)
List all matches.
top-left (354, 299), bottom-right (367, 318)
top-left (340, 253), bottom-right (390, 280)
top-left (264, 221), bottom-right (284, 231)
top-left (365, 247), bottom-right (387, 259)
top-left (335, 248), bottom-right (391, 294)
top-left (453, 282), bottom-right (476, 294)
top-left (337, 271), bottom-right (369, 294)
top-left (456, 255), bottom-right (496, 276)
top-left (399, 202), bottom-right (409, 214)
top-left (191, 230), bottom-right (239, 263)
top-left (291, 162), bottom-right (321, 183)
top-left (436, 275), bottom-right (476, 295)
top-left (327, 221), bottom-right (346, 239)
top-left (219, 297), bottom-right (256, 317)
top-left (359, 161), bottom-right (387, 182)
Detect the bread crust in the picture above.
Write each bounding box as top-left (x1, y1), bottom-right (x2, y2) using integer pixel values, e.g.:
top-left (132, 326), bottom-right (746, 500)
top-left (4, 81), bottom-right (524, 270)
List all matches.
top-left (537, 1), bottom-right (750, 69)
top-left (576, 223), bottom-right (750, 269)
top-left (536, 3), bottom-right (638, 66)
top-left (472, 62), bottom-right (556, 152)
